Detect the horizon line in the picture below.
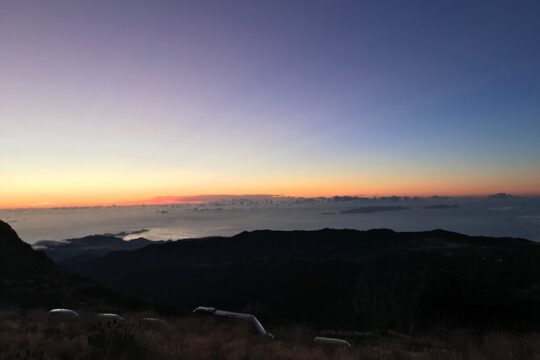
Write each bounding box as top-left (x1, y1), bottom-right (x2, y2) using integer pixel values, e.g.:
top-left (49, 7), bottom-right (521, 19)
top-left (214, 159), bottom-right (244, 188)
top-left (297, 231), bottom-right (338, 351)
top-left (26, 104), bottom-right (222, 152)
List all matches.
top-left (1, 192), bottom-right (538, 210)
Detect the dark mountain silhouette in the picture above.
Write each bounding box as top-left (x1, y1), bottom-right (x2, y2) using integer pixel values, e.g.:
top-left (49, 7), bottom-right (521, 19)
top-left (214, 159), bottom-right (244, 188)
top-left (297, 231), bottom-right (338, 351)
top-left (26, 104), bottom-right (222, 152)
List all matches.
top-left (34, 235), bottom-right (158, 265)
top-left (62, 228), bottom-right (540, 332)
top-left (0, 220), bottom-right (54, 278)
top-left (0, 220), bottom-right (143, 310)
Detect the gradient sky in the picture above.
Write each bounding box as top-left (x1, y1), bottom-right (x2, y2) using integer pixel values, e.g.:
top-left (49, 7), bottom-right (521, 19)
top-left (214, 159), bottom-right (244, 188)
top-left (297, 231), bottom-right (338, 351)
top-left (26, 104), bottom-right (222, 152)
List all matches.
top-left (1, 0), bottom-right (539, 207)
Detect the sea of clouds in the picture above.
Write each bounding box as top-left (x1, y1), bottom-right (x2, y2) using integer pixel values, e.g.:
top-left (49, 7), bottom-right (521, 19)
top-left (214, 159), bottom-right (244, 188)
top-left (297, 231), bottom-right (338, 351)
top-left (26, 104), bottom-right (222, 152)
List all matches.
top-left (1, 195), bottom-right (539, 244)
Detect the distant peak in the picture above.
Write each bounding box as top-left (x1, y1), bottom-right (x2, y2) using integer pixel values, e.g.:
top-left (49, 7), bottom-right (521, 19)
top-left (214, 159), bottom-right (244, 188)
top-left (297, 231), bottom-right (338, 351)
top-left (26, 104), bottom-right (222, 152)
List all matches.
top-left (0, 220), bottom-right (24, 244)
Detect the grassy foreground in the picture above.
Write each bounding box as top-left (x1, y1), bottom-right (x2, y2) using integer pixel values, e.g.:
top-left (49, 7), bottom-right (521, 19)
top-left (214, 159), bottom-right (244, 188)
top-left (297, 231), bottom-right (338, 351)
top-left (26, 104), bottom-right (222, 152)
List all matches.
top-left (0, 311), bottom-right (539, 360)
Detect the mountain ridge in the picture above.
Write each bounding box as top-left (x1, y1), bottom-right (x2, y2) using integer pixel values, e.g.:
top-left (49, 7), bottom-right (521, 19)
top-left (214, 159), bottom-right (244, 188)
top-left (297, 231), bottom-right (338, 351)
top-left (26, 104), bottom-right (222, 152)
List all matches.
top-left (0, 220), bottom-right (145, 311)
top-left (60, 227), bottom-right (540, 331)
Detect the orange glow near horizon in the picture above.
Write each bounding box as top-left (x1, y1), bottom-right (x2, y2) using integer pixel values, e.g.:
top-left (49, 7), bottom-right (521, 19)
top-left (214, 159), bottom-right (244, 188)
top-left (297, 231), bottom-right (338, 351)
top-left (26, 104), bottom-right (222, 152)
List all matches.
top-left (2, 165), bottom-right (539, 209)
top-left (2, 186), bottom-right (539, 209)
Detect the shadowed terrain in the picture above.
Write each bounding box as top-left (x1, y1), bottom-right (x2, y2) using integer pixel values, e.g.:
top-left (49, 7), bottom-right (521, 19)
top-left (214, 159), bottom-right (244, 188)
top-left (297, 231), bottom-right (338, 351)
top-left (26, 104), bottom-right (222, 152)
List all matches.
top-left (3, 218), bottom-right (540, 358)
top-left (34, 235), bottom-right (159, 266)
top-left (0, 220), bottom-right (143, 311)
top-left (58, 228), bottom-right (540, 332)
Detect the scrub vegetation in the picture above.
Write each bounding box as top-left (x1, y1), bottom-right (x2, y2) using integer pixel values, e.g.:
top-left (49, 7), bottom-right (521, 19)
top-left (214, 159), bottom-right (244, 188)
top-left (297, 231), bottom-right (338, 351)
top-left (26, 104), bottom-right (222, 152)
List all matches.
top-left (1, 311), bottom-right (540, 360)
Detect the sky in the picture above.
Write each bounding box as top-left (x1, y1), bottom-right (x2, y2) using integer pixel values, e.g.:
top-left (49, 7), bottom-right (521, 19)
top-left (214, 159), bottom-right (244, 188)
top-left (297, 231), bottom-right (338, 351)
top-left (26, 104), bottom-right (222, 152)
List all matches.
top-left (1, 0), bottom-right (539, 208)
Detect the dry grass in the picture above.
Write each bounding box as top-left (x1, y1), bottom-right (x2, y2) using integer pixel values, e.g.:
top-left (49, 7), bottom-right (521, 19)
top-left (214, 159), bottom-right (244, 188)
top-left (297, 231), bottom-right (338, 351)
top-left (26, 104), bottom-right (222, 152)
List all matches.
top-left (0, 311), bottom-right (539, 360)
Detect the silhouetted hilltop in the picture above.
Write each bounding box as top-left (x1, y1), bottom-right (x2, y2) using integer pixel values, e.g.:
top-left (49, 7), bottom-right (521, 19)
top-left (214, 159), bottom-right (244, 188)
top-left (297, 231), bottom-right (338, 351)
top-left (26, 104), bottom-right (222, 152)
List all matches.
top-left (35, 235), bottom-right (157, 264)
top-left (0, 221), bottom-right (54, 278)
top-left (5, 218), bottom-right (540, 333)
top-left (63, 228), bottom-right (540, 332)
top-left (0, 220), bottom-right (144, 311)
top-left (65, 229), bottom-right (403, 282)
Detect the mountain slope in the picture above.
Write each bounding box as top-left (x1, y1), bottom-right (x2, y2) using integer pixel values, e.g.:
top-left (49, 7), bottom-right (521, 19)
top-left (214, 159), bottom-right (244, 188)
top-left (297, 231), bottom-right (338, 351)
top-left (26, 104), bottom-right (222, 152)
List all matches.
top-left (64, 228), bottom-right (540, 331)
top-left (0, 220), bottom-right (54, 278)
top-left (35, 235), bottom-right (158, 265)
top-left (0, 220), bottom-right (144, 310)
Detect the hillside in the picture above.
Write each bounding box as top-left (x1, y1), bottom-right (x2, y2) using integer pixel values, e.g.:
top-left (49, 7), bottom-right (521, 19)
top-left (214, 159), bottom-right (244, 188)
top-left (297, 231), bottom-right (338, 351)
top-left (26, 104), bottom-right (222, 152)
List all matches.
top-left (34, 234), bottom-right (158, 265)
top-left (0, 220), bottom-right (143, 311)
top-left (62, 228), bottom-right (540, 332)
top-left (0, 220), bottom-right (54, 278)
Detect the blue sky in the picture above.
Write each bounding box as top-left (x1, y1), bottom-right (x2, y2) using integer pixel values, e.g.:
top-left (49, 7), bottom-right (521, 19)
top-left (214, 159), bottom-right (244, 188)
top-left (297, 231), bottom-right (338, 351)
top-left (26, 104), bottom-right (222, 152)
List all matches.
top-left (1, 0), bottom-right (539, 206)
